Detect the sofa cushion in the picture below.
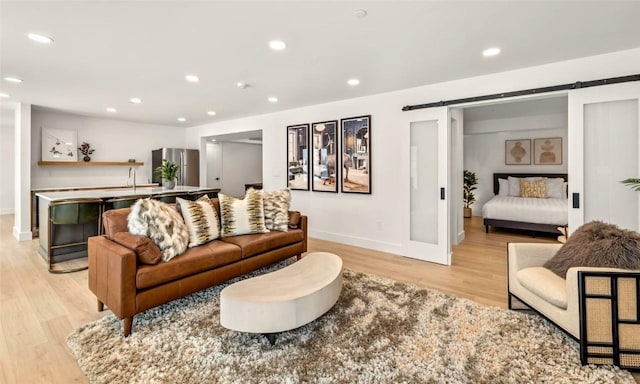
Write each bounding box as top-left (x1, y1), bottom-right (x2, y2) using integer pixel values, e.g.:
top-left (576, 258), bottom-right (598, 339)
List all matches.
top-left (112, 232), bottom-right (162, 265)
top-left (219, 189), bottom-right (269, 238)
top-left (220, 229), bottom-right (304, 259)
top-left (517, 267), bottom-right (568, 309)
top-left (128, 199), bottom-right (189, 262)
top-left (136, 240), bottom-right (242, 289)
top-left (176, 196), bottom-right (220, 247)
top-left (262, 189), bottom-right (291, 232)
top-left (103, 208), bottom-right (132, 239)
top-left (543, 220), bottom-right (640, 278)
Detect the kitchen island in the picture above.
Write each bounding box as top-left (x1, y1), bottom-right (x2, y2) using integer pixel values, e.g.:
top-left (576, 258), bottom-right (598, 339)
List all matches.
top-left (36, 186), bottom-right (220, 272)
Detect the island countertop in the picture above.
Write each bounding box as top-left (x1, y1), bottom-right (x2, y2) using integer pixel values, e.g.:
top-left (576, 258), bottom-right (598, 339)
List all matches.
top-left (36, 186), bottom-right (216, 202)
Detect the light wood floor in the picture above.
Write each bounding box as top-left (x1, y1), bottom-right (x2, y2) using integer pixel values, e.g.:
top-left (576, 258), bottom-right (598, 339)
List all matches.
top-left (1, 215), bottom-right (637, 383)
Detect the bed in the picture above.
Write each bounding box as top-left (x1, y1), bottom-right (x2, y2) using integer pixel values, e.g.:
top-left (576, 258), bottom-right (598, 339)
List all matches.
top-left (482, 173), bottom-right (568, 235)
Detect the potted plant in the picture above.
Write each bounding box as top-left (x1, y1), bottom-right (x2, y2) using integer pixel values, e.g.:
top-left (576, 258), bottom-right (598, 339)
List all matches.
top-left (78, 142), bottom-right (95, 162)
top-left (155, 159), bottom-right (180, 189)
top-left (621, 178), bottom-right (640, 191)
top-left (463, 170), bottom-right (478, 218)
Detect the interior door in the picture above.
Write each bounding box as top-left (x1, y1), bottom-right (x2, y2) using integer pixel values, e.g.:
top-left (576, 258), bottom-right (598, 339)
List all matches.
top-left (402, 106), bottom-right (451, 265)
top-left (206, 142), bottom-right (222, 189)
top-left (568, 82), bottom-right (640, 233)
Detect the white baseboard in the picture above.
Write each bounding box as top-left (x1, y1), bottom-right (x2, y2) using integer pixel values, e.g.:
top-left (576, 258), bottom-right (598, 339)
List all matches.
top-left (308, 229), bottom-right (403, 255)
top-left (12, 227), bottom-right (32, 241)
top-left (457, 230), bottom-right (465, 244)
top-left (0, 208), bottom-right (14, 215)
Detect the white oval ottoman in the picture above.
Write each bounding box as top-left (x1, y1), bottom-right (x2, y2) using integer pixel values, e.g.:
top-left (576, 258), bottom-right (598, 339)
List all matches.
top-left (219, 252), bottom-right (343, 345)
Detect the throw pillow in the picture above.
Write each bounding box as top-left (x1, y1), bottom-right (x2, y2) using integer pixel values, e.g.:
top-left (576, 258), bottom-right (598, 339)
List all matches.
top-left (112, 232), bottom-right (162, 265)
top-left (262, 188), bottom-right (291, 232)
top-left (520, 179), bottom-right (547, 198)
top-left (508, 176), bottom-right (521, 197)
top-left (128, 199), bottom-right (189, 262)
top-left (219, 189), bottom-right (269, 238)
top-left (547, 178), bottom-right (566, 199)
top-left (288, 211), bottom-right (302, 229)
top-left (176, 196), bottom-right (220, 247)
top-left (498, 178), bottom-right (509, 196)
top-left (543, 221), bottom-right (640, 278)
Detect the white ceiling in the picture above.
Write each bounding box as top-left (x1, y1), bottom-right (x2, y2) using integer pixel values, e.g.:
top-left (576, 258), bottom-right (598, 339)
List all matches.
top-left (1, 1), bottom-right (639, 128)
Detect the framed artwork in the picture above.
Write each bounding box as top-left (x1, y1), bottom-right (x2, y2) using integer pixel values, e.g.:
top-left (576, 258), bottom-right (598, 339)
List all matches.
top-left (311, 120), bottom-right (338, 193)
top-left (505, 139), bottom-right (531, 165)
top-left (340, 115), bottom-right (371, 194)
top-left (534, 137), bottom-right (562, 165)
top-left (42, 128), bottom-right (78, 162)
top-left (286, 124), bottom-right (310, 190)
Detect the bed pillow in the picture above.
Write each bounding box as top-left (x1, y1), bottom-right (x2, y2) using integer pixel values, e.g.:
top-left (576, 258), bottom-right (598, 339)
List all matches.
top-left (219, 189), bottom-right (269, 238)
top-left (543, 221), bottom-right (640, 278)
top-left (176, 196), bottom-right (220, 247)
top-left (508, 176), bottom-right (521, 197)
top-left (128, 199), bottom-right (189, 262)
top-left (520, 179), bottom-right (547, 198)
top-left (498, 178), bottom-right (509, 196)
top-left (262, 189), bottom-right (291, 232)
top-left (546, 178), bottom-right (565, 199)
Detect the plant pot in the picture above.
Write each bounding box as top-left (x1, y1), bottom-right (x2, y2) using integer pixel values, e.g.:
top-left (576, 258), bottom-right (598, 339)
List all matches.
top-left (463, 207), bottom-right (472, 218)
top-left (163, 180), bottom-right (176, 189)
top-left (83, 155), bottom-right (91, 162)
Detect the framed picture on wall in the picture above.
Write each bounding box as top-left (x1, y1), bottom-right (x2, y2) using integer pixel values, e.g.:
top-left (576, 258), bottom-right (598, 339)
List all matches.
top-left (505, 139), bottom-right (531, 165)
top-left (534, 137), bottom-right (562, 165)
top-left (42, 127), bottom-right (78, 162)
top-left (286, 124), bottom-right (310, 190)
top-left (340, 115), bottom-right (371, 194)
top-left (311, 120), bottom-right (338, 193)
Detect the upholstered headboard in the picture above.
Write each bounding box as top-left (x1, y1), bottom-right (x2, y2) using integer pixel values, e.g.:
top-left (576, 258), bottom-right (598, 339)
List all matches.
top-left (492, 173), bottom-right (568, 195)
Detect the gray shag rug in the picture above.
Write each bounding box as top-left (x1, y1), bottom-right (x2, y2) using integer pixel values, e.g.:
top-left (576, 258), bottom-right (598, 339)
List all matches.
top-left (67, 260), bottom-right (635, 384)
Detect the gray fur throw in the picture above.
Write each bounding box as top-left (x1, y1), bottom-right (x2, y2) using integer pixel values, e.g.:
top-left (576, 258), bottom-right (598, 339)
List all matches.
top-left (543, 221), bottom-right (640, 278)
top-left (128, 199), bottom-right (189, 262)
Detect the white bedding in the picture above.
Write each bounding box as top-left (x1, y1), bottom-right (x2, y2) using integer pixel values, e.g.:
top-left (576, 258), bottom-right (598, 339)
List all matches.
top-left (482, 196), bottom-right (568, 226)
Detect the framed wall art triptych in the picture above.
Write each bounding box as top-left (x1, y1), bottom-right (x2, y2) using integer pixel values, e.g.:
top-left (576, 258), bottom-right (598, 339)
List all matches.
top-left (286, 124), bottom-right (310, 190)
top-left (311, 120), bottom-right (338, 193)
top-left (340, 115), bottom-right (371, 194)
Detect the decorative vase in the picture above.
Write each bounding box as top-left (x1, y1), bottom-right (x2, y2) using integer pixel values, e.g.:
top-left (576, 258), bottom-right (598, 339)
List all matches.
top-left (463, 207), bottom-right (472, 218)
top-left (83, 155), bottom-right (91, 162)
top-left (163, 180), bottom-right (176, 189)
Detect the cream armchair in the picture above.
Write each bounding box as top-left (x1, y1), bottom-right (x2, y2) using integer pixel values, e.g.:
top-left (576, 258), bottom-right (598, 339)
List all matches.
top-left (508, 243), bottom-right (640, 370)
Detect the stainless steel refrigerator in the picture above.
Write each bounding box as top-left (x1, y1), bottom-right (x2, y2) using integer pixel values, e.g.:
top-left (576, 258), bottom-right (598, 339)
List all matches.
top-left (152, 148), bottom-right (200, 186)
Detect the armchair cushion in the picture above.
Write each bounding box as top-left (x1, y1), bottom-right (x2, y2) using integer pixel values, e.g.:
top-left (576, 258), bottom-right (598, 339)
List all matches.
top-left (517, 267), bottom-right (567, 309)
top-left (543, 221), bottom-right (640, 278)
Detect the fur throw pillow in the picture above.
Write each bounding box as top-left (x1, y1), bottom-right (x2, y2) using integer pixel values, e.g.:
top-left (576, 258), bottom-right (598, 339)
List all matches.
top-left (543, 221), bottom-right (640, 278)
top-left (128, 199), bottom-right (189, 262)
top-left (262, 189), bottom-right (291, 232)
top-left (219, 189), bottom-right (269, 238)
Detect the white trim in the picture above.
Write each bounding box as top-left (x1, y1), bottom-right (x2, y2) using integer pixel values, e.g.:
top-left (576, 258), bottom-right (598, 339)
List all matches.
top-left (308, 230), bottom-right (403, 255)
top-left (12, 226), bottom-right (32, 241)
top-left (0, 208), bottom-right (14, 215)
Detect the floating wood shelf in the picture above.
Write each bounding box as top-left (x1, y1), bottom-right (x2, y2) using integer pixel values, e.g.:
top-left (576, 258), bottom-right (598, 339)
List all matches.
top-left (38, 161), bottom-right (144, 166)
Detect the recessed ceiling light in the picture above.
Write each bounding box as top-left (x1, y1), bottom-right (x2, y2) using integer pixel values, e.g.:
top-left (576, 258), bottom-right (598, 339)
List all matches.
top-left (207, 111), bottom-right (217, 116)
top-left (268, 96), bottom-right (278, 103)
top-left (268, 40), bottom-right (287, 50)
top-left (129, 97), bottom-right (142, 104)
top-left (482, 47), bottom-right (501, 57)
top-left (237, 82), bottom-right (249, 89)
top-left (177, 117), bottom-right (186, 122)
top-left (185, 74), bottom-right (199, 83)
top-left (354, 9), bottom-right (368, 19)
top-left (347, 78), bottom-right (360, 86)
top-left (27, 33), bottom-right (54, 44)
top-left (106, 107), bottom-right (117, 113)
top-left (0, 93), bottom-right (9, 98)
top-left (4, 77), bottom-right (23, 83)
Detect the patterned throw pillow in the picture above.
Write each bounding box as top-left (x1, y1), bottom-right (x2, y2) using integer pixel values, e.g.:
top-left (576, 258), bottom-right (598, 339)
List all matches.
top-left (127, 199), bottom-right (189, 262)
top-left (262, 189), bottom-right (291, 232)
top-left (520, 179), bottom-right (547, 198)
top-left (176, 196), bottom-right (220, 247)
top-left (219, 189), bottom-right (269, 238)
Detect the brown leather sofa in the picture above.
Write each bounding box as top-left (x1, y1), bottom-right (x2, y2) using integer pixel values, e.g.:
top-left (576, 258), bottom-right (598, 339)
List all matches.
top-left (88, 203), bottom-right (307, 336)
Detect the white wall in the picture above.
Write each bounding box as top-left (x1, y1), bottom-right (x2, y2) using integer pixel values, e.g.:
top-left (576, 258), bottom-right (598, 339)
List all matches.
top-left (31, 108), bottom-right (186, 188)
top-left (219, 142), bottom-right (262, 197)
top-left (186, 48), bottom-right (640, 256)
top-left (464, 123), bottom-right (568, 215)
top-left (0, 107), bottom-right (15, 214)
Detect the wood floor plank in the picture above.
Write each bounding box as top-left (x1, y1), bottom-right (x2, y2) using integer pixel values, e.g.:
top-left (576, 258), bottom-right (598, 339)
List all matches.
top-left (0, 214), bottom-right (637, 383)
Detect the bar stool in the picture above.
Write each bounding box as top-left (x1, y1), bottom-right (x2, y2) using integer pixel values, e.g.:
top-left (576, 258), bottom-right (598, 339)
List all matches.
top-left (104, 195), bottom-right (150, 210)
top-left (48, 198), bottom-right (103, 274)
